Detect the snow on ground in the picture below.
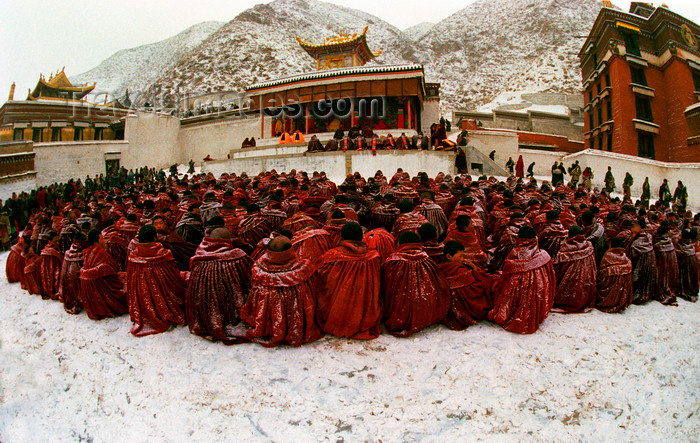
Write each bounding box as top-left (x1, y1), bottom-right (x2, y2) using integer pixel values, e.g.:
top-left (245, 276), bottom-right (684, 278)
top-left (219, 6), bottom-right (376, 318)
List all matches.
top-left (1, 250), bottom-right (699, 442)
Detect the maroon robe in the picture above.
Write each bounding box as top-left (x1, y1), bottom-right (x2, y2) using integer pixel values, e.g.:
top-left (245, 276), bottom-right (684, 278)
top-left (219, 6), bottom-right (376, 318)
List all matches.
top-left (6, 239), bottom-right (26, 283)
top-left (552, 235), bottom-right (597, 313)
top-left (261, 207), bottom-right (287, 232)
top-left (444, 230), bottom-right (487, 268)
top-left (488, 239), bottom-right (555, 334)
top-left (363, 228), bottom-right (396, 264)
top-left (315, 241), bottom-right (382, 339)
top-left (79, 244), bottom-right (128, 320)
top-left (321, 222), bottom-right (344, 247)
top-left (157, 230), bottom-right (198, 272)
top-left (22, 250), bottom-right (42, 295)
top-left (369, 203), bottom-right (399, 232)
top-left (487, 218), bottom-right (530, 272)
top-left (439, 262), bottom-right (492, 330)
top-left (538, 220), bottom-right (568, 260)
top-left (291, 227), bottom-right (334, 264)
top-left (59, 239), bottom-right (85, 314)
top-left (391, 211), bottom-right (429, 241)
top-left (628, 233), bottom-right (659, 305)
top-left (237, 214), bottom-right (272, 247)
top-left (422, 241), bottom-right (445, 264)
top-left (596, 248), bottom-right (633, 313)
top-left (186, 237), bottom-right (253, 344)
top-left (283, 212), bottom-right (319, 234)
top-left (117, 219), bottom-right (140, 244)
top-left (654, 234), bottom-right (678, 305)
top-left (381, 243), bottom-right (450, 337)
top-left (240, 249), bottom-right (323, 347)
top-left (102, 225), bottom-right (128, 271)
top-left (676, 239), bottom-right (699, 302)
top-left (127, 243), bottom-right (186, 336)
top-left (417, 202), bottom-right (448, 239)
top-left (39, 241), bottom-right (63, 300)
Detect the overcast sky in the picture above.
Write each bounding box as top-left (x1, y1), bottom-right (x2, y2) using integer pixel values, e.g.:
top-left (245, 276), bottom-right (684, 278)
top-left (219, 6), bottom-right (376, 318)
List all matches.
top-left (1, 0), bottom-right (698, 97)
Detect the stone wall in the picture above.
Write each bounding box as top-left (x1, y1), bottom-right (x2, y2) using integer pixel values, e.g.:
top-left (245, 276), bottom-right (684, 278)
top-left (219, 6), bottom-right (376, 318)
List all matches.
top-left (178, 115), bottom-right (261, 165)
top-left (0, 173), bottom-right (36, 200)
top-left (467, 130), bottom-right (520, 174)
top-left (33, 141), bottom-right (129, 186)
top-left (123, 112), bottom-right (180, 170)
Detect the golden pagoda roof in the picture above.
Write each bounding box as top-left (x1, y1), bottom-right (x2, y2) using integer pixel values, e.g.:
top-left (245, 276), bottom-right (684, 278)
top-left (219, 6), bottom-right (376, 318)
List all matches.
top-left (296, 26), bottom-right (382, 58)
top-left (27, 68), bottom-right (96, 101)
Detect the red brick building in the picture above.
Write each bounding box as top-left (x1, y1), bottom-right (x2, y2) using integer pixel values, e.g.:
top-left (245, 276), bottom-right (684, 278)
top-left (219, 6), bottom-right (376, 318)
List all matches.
top-left (579, 2), bottom-right (700, 162)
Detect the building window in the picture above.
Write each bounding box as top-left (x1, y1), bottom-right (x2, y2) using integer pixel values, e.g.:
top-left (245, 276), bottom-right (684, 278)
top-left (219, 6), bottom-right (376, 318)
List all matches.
top-left (32, 128), bottom-right (42, 142)
top-left (597, 107), bottom-right (603, 126)
top-left (607, 132), bottom-right (613, 152)
top-left (606, 100), bottom-right (612, 121)
top-left (605, 73), bottom-right (611, 87)
top-left (693, 70), bottom-right (700, 91)
top-left (13, 128), bottom-right (24, 141)
top-left (590, 137), bottom-right (595, 150)
top-left (51, 127), bottom-right (62, 141)
top-left (588, 90), bottom-right (593, 102)
top-left (588, 110), bottom-right (594, 129)
top-left (593, 52), bottom-right (598, 69)
top-left (73, 127), bottom-right (83, 141)
top-left (596, 83), bottom-right (601, 95)
top-left (94, 127), bottom-right (103, 140)
top-left (630, 67), bottom-right (647, 86)
top-left (624, 33), bottom-right (641, 57)
top-left (635, 96), bottom-right (653, 122)
top-left (598, 135), bottom-right (603, 152)
top-left (638, 133), bottom-right (655, 159)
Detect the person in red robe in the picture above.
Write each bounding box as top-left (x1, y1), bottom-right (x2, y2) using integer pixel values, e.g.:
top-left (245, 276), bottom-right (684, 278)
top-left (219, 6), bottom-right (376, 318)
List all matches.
top-left (6, 237), bottom-right (26, 283)
top-left (291, 223), bottom-right (334, 264)
top-left (59, 232), bottom-right (87, 315)
top-left (596, 236), bottom-right (634, 313)
top-left (79, 229), bottom-right (129, 320)
top-left (444, 215), bottom-right (488, 269)
top-left (676, 229), bottom-right (699, 303)
top-left (418, 222), bottom-right (445, 264)
top-left (322, 210), bottom-right (346, 247)
top-left (628, 224), bottom-right (659, 305)
top-left (439, 241), bottom-right (492, 330)
top-left (654, 225), bottom-right (678, 306)
top-left (117, 213), bottom-right (141, 244)
top-left (126, 225), bottom-right (186, 336)
top-left (381, 231), bottom-right (450, 337)
top-left (363, 228), bottom-right (396, 263)
top-left (488, 226), bottom-right (555, 334)
top-left (487, 212), bottom-right (530, 273)
top-left (515, 155), bottom-right (524, 178)
top-left (101, 220), bottom-right (128, 271)
top-left (240, 236), bottom-right (323, 347)
top-left (315, 222), bottom-right (382, 339)
top-left (22, 245), bottom-right (42, 295)
top-left (185, 227), bottom-right (253, 344)
top-left (151, 215), bottom-right (198, 272)
top-left (551, 225), bottom-right (597, 313)
top-left (237, 204), bottom-right (273, 248)
top-left (417, 193), bottom-right (448, 240)
top-left (538, 210), bottom-right (568, 260)
top-left (39, 231), bottom-right (63, 300)
top-left (391, 199), bottom-right (429, 241)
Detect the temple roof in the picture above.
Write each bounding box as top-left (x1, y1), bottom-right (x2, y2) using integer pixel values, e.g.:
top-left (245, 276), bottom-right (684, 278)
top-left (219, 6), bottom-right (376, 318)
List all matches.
top-left (27, 68), bottom-right (95, 101)
top-left (296, 26), bottom-right (382, 60)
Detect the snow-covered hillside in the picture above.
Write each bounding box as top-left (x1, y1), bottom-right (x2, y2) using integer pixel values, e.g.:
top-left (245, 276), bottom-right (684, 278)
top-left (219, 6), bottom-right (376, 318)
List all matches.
top-left (70, 21), bottom-right (224, 101)
top-left (403, 22), bottom-right (435, 42)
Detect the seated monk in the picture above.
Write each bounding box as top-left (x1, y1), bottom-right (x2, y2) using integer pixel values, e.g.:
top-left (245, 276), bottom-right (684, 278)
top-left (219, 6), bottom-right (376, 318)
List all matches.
top-left (237, 205), bottom-right (273, 248)
top-left (307, 135), bottom-right (323, 152)
top-left (676, 229), bottom-right (699, 303)
top-left (22, 244), bottom-right (42, 295)
top-left (292, 130), bottom-right (305, 143)
top-left (324, 138), bottom-right (338, 152)
top-left (322, 210), bottom-right (346, 247)
top-left (39, 231), bottom-right (63, 300)
top-left (101, 219), bottom-right (128, 271)
top-left (59, 232), bottom-right (87, 315)
top-left (241, 137), bottom-right (250, 148)
top-left (395, 133), bottom-right (411, 150)
top-left (278, 132), bottom-right (293, 144)
top-left (487, 212), bottom-right (531, 273)
top-left (582, 210), bottom-right (609, 266)
top-left (363, 228), bottom-right (396, 264)
top-left (488, 226), bottom-right (555, 334)
top-left (117, 213), bottom-right (141, 244)
top-left (185, 227), bottom-right (253, 344)
top-left (381, 231), bottom-right (450, 337)
top-left (391, 199), bottom-right (429, 241)
top-left (175, 204), bottom-right (205, 245)
top-left (126, 225), bottom-right (187, 336)
top-left (220, 203), bottom-right (241, 238)
top-left (370, 194), bottom-right (400, 232)
top-left (79, 229), bottom-right (128, 320)
top-left (538, 210), bottom-right (568, 260)
top-left (148, 215), bottom-right (198, 272)
top-left (417, 192), bottom-right (448, 240)
top-left (444, 215), bottom-right (487, 269)
top-left (596, 237), bottom-right (634, 313)
top-left (340, 136), bottom-right (355, 152)
top-left (552, 225), bottom-right (597, 313)
top-left (627, 223), bottom-right (658, 305)
top-left (419, 223), bottom-right (445, 264)
top-left (439, 241), bottom-right (493, 330)
top-left (315, 223), bottom-right (382, 339)
top-left (203, 155), bottom-right (214, 161)
top-left (240, 236), bottom-right (323, 347)
top-left (291, 222), bottom-right (334, 263)
top-left (200, 192), bottom-right (222, 226)
top-left (283, 211), bottom-right (319, 234)
top-left (249, 137), bottom-right (256, 147)
top-left (6, 236), bottom-right (26, 283)
top-left (654, 225), bottom-right (678, 306)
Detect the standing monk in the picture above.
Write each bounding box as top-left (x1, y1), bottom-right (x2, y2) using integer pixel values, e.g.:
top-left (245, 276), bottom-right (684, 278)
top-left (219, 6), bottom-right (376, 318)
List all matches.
top-left (126, 225), bottom-right (186, 336)
top-left (551, 226), bottom-right (597, 313)
top-left (604, 166), bottom-right (615, 193)
top-left (381, 231), bottom-right (450, 337)
top-left (488, 226), bottom-right (555, 334)
top-left (515, 155), bottom-right (524, 178)
top-left (315, 223), bottom-right (382, 339)
top-left (240, 236), bottom-right (323, 347)
top-left (79, 229), bottom-right (128, 320)
top-left (186, 227), bottom-right (252, 344)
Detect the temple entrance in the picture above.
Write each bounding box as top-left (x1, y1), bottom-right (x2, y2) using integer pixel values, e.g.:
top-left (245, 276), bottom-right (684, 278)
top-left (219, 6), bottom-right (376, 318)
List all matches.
top-left (105, 159), bottom-right (120, 176)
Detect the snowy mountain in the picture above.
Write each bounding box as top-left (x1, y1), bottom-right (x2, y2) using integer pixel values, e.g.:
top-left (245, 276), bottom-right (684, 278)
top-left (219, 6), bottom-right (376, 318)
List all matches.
top-left (70, 21), bottom-right (224, 101)
top-left (75, 0), bottom-right (603, 110)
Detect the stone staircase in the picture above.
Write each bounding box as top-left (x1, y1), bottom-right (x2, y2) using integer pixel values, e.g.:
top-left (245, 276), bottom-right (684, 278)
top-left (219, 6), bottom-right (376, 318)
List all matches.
top-left (464, 145), bottom-right (509, 177)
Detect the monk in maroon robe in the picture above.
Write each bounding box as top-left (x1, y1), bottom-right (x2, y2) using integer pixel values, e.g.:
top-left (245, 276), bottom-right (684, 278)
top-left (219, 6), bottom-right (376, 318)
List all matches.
top-left (654, 226), bottom-right (678, 306)
top-left (6, 237), bottom-right (26, 283)
top-left (418, 222), bottom-right (445, 264)
top-left (363, 228), bottom-right (396, 263)
top-left (322, 210), bottom-right (346, 247)
top-left (417, 194), bottom-right (448, 240)
top-left (391, 199), bottom-right (429, 241)
top-left (487, 213), bottom-right (530, 273)
top-left (79, 229), bottom-right (128, 320)
top-left (381, 231), bottom-right (450, 337)
top-left (489, 226), bottom-right (555, 334)
top-left (552, 226), bottom-right (597, 313)
top-left (186, 227), bottom-right (253, 344)
top-left (444, 215), bottom-right (487, 269)
top-left (240, 236), bottom-right (323, 347)
top-left (315, 223), bottom-right (382, 339)
top-left (237, 205), bottom-right (273, 247)
top-left (538, 210), bottom-right (568, 260)
top-left (676, 229), bottom-right (699, 302)
top-left (39, 231), bottom-right (63, 300)
top-left (59, 232), bottom-right (86, 315)
top-left (175, 204), bottom-right (205, 245)
top-left (22, 246), bottom-right (42, 295)
top-left (596, 237), bottom-right (634, 313)
top-left (291, 224), bottom-right (334, 264)
top-left (439, 241), bottom-right (492, 330)
top-left (627, 224), bottom-right (658, 305)
top-left (117, 213), bottom-right (141, 244)
top-left (101, 220), bottom-right (128, 271)
top-left (151, 215), bottom-right (198, 272)
top-left (126, 225), bottom-right (186, 336)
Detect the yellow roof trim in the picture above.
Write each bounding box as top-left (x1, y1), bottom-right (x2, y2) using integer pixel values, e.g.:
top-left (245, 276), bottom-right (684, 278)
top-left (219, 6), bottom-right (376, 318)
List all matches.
top-left (616, 21), bottom-right (641, 34)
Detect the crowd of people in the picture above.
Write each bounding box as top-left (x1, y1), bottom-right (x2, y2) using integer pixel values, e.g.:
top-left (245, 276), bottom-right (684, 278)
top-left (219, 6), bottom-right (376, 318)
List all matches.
top-left (3, 164), bottom-right (698, 347)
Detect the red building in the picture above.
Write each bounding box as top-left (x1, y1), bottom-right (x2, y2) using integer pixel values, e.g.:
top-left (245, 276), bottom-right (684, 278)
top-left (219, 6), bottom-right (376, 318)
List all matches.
top-left (579, 2), bottom-right (700, 162)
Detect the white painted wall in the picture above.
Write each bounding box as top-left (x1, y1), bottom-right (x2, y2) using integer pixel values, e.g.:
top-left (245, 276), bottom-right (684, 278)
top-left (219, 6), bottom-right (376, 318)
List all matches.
top-left (178, 115), bottom-right (261, 165)
top-left (33, 141), bottom-right (129, 186)
top-left (123, 111), bottom-right (180, 169)
top-left (467, 130), bottom-right (520, 173)
top-left (422, 101), bottom-right (440, 134)
top-left (0, 174), bottom-right (37, 200)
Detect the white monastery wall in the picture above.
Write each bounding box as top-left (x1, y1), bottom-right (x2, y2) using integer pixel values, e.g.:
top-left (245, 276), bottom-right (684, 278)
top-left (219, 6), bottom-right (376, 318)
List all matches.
top-left (467, 130), bottom-right (520, 173)
top-left (123, 112), bottom-right (180, 169)
top-left (178, 116), bottom-right (261, 165)
top-left (33, 141), bottom-right (129, 187)
top-left (0, 174), bottom-right (37, 200)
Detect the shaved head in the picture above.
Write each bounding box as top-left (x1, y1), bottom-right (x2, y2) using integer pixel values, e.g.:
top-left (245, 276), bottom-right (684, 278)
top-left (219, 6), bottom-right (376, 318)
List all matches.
top-left (209, 227), bottom-right (231, 240)
top-left (268, 236), bottom-right (292, 252)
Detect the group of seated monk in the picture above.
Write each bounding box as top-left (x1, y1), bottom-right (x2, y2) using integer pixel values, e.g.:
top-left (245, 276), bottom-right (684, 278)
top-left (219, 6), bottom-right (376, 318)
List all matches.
top-left (279, 130), bottom-right (306, 144)
top-left (307, 132), bottom-right (432, 153)
top-left (241, 137), bottom-right (257, 148)
top-left (6, 167), bottom-right (698, 349)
